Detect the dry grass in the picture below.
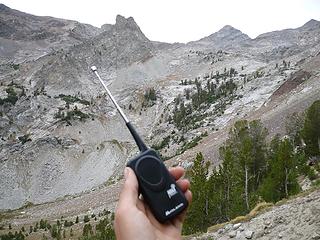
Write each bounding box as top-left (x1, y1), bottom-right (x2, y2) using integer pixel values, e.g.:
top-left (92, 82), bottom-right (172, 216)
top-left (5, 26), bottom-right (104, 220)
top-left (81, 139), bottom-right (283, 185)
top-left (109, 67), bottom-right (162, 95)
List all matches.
top-left (206, 202), bottom-right (274, 233)
top-left (207, 222), bottom-right (227, 233)
top-left (249, 202), bottom-right (274, 216)
top-left (230, 215), bottom-right (249, 224)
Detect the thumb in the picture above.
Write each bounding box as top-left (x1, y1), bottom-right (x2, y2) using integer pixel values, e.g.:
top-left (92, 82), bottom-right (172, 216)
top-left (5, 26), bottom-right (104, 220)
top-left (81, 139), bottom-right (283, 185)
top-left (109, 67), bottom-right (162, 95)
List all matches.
top-left (118, 167), bottom-right (139, 207)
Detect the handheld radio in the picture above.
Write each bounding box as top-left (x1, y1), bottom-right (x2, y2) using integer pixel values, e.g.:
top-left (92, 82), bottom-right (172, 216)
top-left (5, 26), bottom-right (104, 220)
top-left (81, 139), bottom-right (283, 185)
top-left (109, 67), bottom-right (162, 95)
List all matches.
top-left (91, 66), bottom-right (188, 223)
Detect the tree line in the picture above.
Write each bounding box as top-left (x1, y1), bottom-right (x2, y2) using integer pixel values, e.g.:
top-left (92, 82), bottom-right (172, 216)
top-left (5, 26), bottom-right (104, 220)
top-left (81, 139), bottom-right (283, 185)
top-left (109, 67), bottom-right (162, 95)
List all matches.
top-left (183, 100), bottom-right (320, 235)
top-left (172, 77), bottom-right (237, 131)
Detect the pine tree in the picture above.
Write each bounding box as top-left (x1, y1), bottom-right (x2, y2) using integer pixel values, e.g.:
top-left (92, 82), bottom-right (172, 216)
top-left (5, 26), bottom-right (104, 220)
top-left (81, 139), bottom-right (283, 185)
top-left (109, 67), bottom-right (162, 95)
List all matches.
top-left (259, 136), bottom-right (300, 202)
top-left (183, 153), bottom-right (210, 234)
top-left (247, 120), bottom-right (268, 190)
top-left (207, 167), bottom-right (227, 222)
top-left (51, 224), bottom-right (58, 238)
top-left (226, 120), bottom-right (268, 211)
top-left (285, 112), bottom-right (305, 147)
top-left (82, 223), bottom-right (93, 236)
top-left (83, 215), bottom-right (90, 223)
top-left (302, 100), bottom-right (320, 157)
top-left (219, 145), bottom-right (246, 219)
top-left (40, 219), bottom-right (47, 229)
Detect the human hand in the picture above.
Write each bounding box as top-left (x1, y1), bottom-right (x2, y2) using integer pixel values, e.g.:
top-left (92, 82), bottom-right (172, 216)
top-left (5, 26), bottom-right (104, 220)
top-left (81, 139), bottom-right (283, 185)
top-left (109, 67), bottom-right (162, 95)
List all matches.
top-left (114, 166), bottom-right (192, 240)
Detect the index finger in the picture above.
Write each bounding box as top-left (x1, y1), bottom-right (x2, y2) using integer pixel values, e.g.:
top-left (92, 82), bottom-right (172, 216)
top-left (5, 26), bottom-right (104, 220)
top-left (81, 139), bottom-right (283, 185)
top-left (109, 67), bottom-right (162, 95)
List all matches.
top-left (169, 166), bottom-right (185, 180)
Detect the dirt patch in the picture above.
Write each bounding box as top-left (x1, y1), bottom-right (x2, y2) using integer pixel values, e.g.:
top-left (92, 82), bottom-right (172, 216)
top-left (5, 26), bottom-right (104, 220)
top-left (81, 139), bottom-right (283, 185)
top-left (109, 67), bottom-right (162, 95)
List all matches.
top-left (271, 70), bottom-right (311, 100)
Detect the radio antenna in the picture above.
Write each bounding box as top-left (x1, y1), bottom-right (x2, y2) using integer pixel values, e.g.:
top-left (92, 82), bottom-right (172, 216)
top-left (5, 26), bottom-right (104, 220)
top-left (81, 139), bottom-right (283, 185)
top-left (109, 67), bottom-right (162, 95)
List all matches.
top-left (91, 66), bottom-right (148, 152)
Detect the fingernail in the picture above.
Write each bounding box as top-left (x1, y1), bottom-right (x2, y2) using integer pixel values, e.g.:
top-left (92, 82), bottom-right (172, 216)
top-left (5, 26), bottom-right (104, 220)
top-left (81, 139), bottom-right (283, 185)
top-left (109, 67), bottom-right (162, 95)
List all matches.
top-left (124, 168), bottom-right (129, 180)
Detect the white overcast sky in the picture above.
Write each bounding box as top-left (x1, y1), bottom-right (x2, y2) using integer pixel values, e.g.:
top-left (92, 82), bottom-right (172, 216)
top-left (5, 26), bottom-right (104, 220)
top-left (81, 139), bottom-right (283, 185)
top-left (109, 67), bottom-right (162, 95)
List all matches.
top-left (2, 0), bottom-right (320, 43)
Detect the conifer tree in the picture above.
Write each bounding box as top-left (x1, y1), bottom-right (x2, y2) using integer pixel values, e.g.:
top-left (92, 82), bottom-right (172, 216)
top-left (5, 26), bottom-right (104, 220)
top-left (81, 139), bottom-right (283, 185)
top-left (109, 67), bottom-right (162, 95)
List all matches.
top-left (259, 136), bottom-right (300, 202)
top-left (226, 120), bottom-right (268, 211)
top-left (183, 153), bottom-right (210, 234)
top-left (302, 100), bottom-right (320, 157)
top-left (285, 112), bottom-right (305, 147)
top-left (218, 145), bottom-right (246, 219)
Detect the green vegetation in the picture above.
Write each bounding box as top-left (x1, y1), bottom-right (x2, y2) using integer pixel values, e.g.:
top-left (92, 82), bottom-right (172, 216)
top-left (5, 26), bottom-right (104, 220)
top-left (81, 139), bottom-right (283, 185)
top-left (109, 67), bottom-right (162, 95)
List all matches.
top-left (0, 210), bottom-right (116, 240)
top-left (80, 217), bottom-right (115, 240)
top-left (172, 76), bottom-right (237, 131)
top-left (50, 224), bottom-right (61, 239)
top-left (183, 152), bottom-right (210, 233)
top-left (0, 87), bottom-right (19, 105)
top-left (183, 100), bottom-right (320, 235)
top-left (64, 220), bottom-right (74, 227)
top-left (10, 63), bottom-right (20, 70)
top-left (151, 135), bottom-right (171, 150)
top-left (56, 94), bottom-right (90, 106)
top-left (177, 132), bottom-right (208, 155)
top-left (259, 136), bottom-right (300, 202)
top-left (83, 215), bottom-right (90, 223)
top-left (142, 88), bottom-right (157, 107)
top-left (285, 112), bottom-right (305, 146)
top-left (82, 224), bottom-right (93, 236)
top-left (0, 231), bottom-right (25, 240)
top-left (18, 134), bottom-right (31, 144)
top-left (302, 100), bottom-right (320, 157)
top-left (39, 219), bottom-right (50, 229)
top-left (53, 94), bottom-right (91, 125)
top-left (33, 86), bottom-right (46, 96)
top-left (54, 107), bottom-right (90, 125)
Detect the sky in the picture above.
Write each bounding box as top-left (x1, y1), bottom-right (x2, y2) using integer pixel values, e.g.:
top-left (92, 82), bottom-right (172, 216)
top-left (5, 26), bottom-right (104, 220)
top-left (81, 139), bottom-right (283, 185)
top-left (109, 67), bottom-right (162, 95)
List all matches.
top-left (2, 0), bottom-right (320, 43)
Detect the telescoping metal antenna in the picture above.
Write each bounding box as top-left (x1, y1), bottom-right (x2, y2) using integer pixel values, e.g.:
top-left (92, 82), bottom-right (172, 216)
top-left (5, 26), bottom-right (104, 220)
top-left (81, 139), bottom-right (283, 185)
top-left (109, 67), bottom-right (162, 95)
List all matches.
top-left (91, 66), bottom-right (188, 223)
top-left (91, 66), bottom-right (147, 152)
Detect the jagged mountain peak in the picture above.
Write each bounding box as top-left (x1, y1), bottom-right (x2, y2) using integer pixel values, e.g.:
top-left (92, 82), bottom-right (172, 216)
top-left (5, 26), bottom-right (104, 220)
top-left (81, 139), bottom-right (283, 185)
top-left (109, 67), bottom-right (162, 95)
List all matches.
top-left (189, 24), bottom-right (250, 49)
top-left (215, 24), bottom-right (249, 38)
top-left (100, 15), bottom-right (141, 33)
top-left (114, 14), bottom-right (143, 33)
top-left (218, 25), bottom-right (239, 32)
top-left (300, 18), bottom-right (320, 30)
top-left (116, 15), bottom-right (135, 24)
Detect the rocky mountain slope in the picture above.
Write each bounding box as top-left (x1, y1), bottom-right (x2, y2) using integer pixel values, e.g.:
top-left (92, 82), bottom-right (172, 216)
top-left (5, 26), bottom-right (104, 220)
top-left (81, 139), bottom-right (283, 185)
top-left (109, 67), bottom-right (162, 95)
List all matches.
top-left (0, 3), bottom-right (319, 213)
top-left (0, 3), bottom-right (102, 64)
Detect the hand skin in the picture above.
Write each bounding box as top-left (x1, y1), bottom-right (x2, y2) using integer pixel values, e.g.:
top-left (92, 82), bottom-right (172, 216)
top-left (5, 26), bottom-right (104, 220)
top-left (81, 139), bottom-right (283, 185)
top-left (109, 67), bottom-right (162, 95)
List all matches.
top-left (114, 167), bottom-right (192, 240)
